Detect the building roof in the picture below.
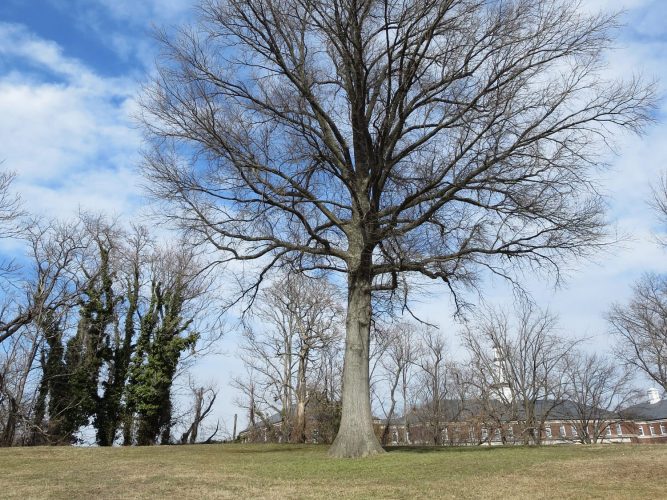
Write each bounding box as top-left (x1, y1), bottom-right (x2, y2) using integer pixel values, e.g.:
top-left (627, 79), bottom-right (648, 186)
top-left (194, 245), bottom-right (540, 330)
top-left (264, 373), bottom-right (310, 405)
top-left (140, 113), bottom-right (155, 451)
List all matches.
top-left (620, 399), bottom-right (667, 421)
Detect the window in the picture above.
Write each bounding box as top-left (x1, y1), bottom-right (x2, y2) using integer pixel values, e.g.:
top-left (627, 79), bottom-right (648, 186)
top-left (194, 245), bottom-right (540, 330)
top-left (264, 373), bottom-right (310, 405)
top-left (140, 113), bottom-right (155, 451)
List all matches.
top-left (507, 426), bottom-right (514, 439)
top-left (559, 425), bottom-right (566, 438)
top-left (616, 424), bottom-right (623, 437)
top-left (660, 424), bottom-right (666, 435)
top-left (481, 428), bottom-right (488, 440)
top-left (495, 428), bottom-right (501, 440)
top-left (572, 426), bottom-right (578, 437)
top-left (638, 425), bottom-right (645, 437)
top-left (605, 426), bottom-right (612, 437)
top-left (441, 428), bottom-right (448, 442)
top-left (649, 425), bottom-right (655, 436)
top-left (545, 426), bottom-right (553, 438)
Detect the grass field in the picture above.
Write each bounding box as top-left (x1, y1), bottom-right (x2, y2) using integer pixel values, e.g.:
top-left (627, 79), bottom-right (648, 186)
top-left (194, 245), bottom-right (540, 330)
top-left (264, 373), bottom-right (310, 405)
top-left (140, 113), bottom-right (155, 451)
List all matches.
top-left (1, 443), bottom-right (666, 499)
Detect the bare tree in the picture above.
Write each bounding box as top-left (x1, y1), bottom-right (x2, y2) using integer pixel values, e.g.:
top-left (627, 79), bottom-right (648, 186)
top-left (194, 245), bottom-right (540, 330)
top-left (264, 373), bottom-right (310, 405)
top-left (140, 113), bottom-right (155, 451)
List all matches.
top-left (375, 321), bottom-right (418, 445)
top-left (609, 274), bottom-right (667, 394)
top-left (0, 170), bottom-right (23, 316)
top-left (413, 327), bottom-right (450, 445)
top-left (140, 0), bottom-right (654, 456)
top-left (0, 326), bottom-right (42, 446)
top-left (563, 350), bottom-right (637, 444)
top-left (652, 173), bottom-right (667, 247)
top-left (236, 273), bottom-right (342, 442)
top-left (462, 303), bottom-right (578, 444)
top-left (0, 170), bottom-right (22, 237)
top-left (180, 380), bottom-right (219, 444)
top-left (0, 219), bottom-right (83, 344)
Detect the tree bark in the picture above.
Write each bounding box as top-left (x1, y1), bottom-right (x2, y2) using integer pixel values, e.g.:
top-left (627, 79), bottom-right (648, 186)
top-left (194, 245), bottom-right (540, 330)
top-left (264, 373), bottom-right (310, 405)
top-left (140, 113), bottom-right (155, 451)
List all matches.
top-left (294, 353), bottom-right (308, 443)
top-left (328, 270), bottom-right (384, 458)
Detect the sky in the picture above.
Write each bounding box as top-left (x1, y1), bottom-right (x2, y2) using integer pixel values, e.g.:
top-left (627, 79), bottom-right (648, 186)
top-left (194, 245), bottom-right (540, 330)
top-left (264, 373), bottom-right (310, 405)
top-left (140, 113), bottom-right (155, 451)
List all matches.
top-left (1, 0), bottom-right (667, 434)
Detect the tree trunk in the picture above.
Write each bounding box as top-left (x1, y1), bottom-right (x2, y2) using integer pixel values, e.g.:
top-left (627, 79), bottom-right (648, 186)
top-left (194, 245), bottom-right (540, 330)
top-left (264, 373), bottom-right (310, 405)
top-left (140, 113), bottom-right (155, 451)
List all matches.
top-left (328, 271), bottom-right (384, 458)
top-left (381, 371), bottom-right (401, 446)
top-left (294, 353), bottom-right (308, 443)
top-left (190, 388), bottom-right (203, 444)
top-left (294, 400), bottom-right (307, 444)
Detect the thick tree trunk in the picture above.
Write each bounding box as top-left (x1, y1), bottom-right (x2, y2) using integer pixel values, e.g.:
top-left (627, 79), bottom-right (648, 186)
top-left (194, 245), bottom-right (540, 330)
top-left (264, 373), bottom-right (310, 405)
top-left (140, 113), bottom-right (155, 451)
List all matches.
top-left (328, 271), bottom-right (384, 458)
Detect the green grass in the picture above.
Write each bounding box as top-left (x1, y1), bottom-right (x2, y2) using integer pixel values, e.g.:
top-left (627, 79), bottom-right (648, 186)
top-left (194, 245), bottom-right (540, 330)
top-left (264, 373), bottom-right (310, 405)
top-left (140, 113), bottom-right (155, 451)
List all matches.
top-left (0, 443), bottom-right (665, 499)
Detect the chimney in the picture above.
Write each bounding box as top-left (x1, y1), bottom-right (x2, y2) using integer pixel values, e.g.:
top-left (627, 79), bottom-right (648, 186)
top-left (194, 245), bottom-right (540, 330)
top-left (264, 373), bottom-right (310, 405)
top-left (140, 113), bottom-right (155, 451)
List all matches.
top-left (648, 388), bottom-right (661, 404)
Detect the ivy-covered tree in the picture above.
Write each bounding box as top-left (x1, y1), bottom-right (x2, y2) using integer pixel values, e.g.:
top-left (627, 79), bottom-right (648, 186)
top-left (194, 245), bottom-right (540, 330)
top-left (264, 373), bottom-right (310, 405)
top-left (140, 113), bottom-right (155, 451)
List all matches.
top-left (95, 228), bottom-right (148, 446)
top-left (32, 311), bottom-right (68, 444)
top-left (125, 248), bottom-right (203, 445)
top-left (63, 226), bottom-right (117, 442)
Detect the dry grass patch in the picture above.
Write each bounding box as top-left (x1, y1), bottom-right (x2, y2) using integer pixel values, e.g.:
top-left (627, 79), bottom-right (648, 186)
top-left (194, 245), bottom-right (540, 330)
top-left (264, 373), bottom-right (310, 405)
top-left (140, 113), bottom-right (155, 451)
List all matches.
top-left (0, 444), bottom-right (665, 499)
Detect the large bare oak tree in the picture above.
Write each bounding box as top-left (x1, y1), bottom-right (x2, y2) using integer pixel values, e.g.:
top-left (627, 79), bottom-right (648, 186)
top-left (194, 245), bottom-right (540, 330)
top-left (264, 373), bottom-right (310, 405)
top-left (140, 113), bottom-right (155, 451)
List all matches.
top-left (140, 0), bottom-right (654, 456)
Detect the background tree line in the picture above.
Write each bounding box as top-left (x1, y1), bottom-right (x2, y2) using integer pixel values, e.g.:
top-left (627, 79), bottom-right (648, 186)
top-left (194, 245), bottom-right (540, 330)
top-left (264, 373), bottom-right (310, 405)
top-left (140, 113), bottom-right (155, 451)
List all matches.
top-left (0, 188), bottom-right (221, 446)
top-left (237, 270), bottom-right (667, 448)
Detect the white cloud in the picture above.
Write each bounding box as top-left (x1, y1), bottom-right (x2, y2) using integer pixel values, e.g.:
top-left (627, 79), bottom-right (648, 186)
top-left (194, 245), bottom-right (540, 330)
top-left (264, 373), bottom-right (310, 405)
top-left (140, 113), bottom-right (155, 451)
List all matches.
top-left (0, 23), bottom-right (143, 219)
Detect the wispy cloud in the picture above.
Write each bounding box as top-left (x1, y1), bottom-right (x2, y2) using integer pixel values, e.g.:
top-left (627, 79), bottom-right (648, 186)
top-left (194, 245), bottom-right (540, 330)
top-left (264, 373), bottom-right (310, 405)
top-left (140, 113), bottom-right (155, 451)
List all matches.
top-left (0, 23), bottom-right (143, 219)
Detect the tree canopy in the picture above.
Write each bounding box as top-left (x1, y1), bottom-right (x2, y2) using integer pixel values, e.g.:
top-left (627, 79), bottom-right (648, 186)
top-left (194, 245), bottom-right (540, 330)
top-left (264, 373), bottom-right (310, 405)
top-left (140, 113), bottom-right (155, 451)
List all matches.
top-left (141, 0), bottom-right (654, 456)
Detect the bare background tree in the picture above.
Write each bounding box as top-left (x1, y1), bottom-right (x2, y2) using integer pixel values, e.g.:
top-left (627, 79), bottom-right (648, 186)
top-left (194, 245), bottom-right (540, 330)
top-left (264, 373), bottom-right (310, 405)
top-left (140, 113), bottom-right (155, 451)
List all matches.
top-left (375, 322), bottom-right (417, 445)
top-left (412, 328), bottom-right (450, 445)
top-left (562, 351), bottom-right (637, 444)
top-left (140, 0), bottom-right (654, 456)
top-left (179, 379), bottom-right (219, 444)
top-left (0, 170), bottom-right (22, 238)
top-left (462, 304), bottom-right (578, 444)
top-left (652, 172), bottom-right (667, 247)
top-left (234, 273), bottom-right (342, 443)
top-left (609, 274), bottom-right (667, 395)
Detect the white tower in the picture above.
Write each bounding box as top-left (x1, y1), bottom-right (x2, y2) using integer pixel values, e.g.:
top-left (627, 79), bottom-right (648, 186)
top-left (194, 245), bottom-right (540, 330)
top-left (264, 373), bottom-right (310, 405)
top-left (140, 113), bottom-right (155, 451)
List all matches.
top-left (492, 347), bottom-right (513, 401)
top-left (648, 388), bottom-right (661, 404)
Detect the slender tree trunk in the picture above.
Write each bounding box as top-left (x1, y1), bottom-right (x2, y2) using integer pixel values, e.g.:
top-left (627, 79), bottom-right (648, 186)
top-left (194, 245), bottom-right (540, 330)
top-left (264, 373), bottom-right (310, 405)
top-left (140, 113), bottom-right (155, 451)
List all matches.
top-left (402, 373), bottom-right (411, 445)
top-left (294, 353), bottom-right (307, 443)
top-left (281, 331), bottom-right (291, 442)
top-left (190, 388), bottom-right (203, 444)
top-left (381, 371), bottom-right (401, 446)
top-left (328, 269), bottom-right (384, 457)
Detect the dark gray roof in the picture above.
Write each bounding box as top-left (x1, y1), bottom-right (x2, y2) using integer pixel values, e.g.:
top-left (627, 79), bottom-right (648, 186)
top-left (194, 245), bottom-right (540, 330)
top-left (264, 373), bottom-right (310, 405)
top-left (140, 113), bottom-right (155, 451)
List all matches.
top-left (238, 410), bottom-right (289, 435)
top-left (620, 399), bottom-right (667, 421)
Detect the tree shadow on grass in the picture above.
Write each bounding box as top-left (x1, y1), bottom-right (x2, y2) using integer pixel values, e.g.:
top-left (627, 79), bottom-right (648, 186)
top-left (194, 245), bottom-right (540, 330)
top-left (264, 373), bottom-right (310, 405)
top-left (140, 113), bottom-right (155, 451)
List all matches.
top-left (384, 445), bottom-right (506, 454)
top-left (221, 444), bottom-right (325, 454)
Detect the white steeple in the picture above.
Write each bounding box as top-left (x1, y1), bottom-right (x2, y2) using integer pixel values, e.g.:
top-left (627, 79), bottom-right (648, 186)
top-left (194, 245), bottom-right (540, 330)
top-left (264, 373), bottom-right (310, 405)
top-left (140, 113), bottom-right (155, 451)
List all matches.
top-left (648, 388), bottom-right (661, 404)
top-left (492, 347), bottom-right (513, 401)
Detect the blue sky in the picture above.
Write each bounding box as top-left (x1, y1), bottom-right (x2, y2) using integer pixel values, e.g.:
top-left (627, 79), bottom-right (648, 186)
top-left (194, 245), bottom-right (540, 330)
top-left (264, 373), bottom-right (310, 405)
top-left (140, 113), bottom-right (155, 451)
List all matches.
top-left (1, 0), bottom-right (667, 431)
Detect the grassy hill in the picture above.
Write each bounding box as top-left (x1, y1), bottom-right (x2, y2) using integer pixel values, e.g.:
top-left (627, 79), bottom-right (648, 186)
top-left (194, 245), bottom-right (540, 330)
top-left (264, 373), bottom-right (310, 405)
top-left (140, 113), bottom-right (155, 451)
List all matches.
top-left (1, 443), bottom-right (665, 499)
